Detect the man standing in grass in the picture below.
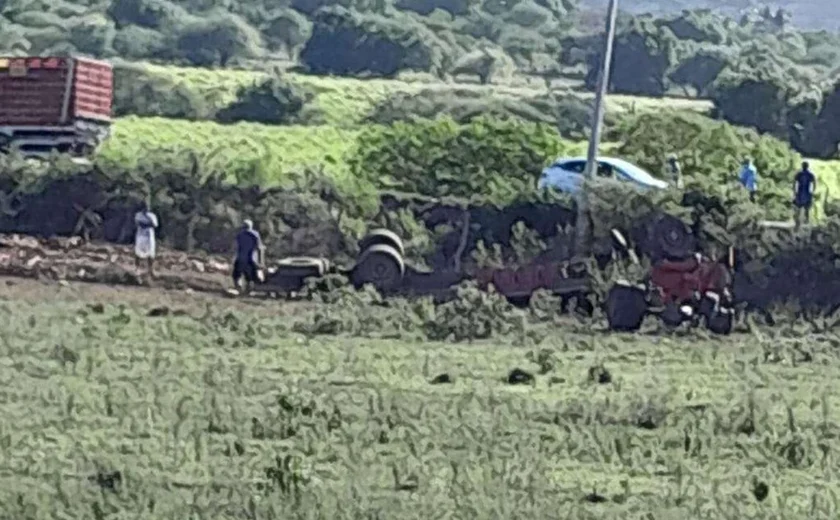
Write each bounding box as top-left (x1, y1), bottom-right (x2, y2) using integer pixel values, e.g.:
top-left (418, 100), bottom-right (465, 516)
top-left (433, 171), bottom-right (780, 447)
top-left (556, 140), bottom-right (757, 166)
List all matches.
top-left (134, 201), bottom-right (159, 278)
top-left (232, 219), bottom-right (264, 294)
top-left (738, 157), bottom-right (758, 202)
top-left (793, 161), bottom-right (817, 229)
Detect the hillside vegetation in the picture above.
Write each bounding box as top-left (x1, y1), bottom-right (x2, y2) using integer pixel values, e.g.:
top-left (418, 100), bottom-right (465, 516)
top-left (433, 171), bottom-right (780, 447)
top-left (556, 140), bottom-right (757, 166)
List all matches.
top-left (581, 0), bottom-right (840, 31)
top-left (2, 0), bottom-right (840, 157)
top-left (3, 2), bottom-right (840, 518)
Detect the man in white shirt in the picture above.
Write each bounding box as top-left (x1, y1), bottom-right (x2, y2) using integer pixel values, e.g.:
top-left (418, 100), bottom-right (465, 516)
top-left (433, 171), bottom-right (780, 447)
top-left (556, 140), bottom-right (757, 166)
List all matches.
top-left (134, 201), bottom-right (159, 278)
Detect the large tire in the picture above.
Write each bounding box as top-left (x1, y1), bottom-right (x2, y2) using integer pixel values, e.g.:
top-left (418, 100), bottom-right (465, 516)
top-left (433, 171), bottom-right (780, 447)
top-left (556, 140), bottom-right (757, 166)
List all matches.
top-left (351, 244), bottom-right (405, 293)
top-left (646, 214), bottom-right (695, 261)
top-left (606, 283), bottom-right (648, 332)
top-left (274, 257), bottom-right (329, 278)
top-left (660, 302), bottom-right (684, 328)
top-left (707, 308), bottom-right (734, 335)
top-left (359, 229), bottom-right (405, 257)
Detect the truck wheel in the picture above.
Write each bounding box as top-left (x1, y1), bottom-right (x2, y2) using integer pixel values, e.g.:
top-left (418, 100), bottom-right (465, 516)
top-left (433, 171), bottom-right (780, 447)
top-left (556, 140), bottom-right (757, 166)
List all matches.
top-left (351, 244), bottom-right (405, 293)
top-left (359, 229), bottom-right (405, 257)
top-left (507, 295), bottom-right (531, 308)
top-left (275, 257), bottom-right (328, 278)
top-left (707, 308), bottom-right (734, 335)
top-left (660, 302), bottom-right (684, 328)
top-left (605, 284), bottom-right (647, 332)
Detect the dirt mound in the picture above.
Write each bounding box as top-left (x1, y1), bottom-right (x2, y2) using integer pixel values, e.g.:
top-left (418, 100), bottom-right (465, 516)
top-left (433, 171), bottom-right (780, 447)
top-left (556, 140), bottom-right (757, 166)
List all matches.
top-left (0, 234), bottom-right (231, 293)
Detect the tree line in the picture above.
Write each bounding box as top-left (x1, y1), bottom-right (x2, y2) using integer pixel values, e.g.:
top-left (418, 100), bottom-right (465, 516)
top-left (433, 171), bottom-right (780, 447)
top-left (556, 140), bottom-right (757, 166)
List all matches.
top-left (1, 0), bottom-right (839, 157)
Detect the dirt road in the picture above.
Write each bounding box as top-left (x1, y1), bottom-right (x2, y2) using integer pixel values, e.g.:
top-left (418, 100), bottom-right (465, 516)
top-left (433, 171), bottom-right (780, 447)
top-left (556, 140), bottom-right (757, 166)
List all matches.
top-left (0, 233), bottom-right (232, 296)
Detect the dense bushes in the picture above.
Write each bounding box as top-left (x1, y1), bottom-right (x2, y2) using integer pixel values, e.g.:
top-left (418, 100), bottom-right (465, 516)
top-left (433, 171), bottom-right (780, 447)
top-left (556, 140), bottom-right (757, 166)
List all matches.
top-left (349, 116), bottom-right (568, 203)
top-left (113, 62), bottom-right (212, 119)
top-left (0, 156), bottom-right (372, 260)
top-left (711, 73), bottom-right (840, 159)
top-left (614, 111), bottom-right (801, 216)
top-left (215, 74), bottom-right (313, 124)
top-left (113, 65), bottom-right (315, 125)
top-left (365, 88), bottom-right (607, 140)
top-left (299, 7), bottom-right (452, 78)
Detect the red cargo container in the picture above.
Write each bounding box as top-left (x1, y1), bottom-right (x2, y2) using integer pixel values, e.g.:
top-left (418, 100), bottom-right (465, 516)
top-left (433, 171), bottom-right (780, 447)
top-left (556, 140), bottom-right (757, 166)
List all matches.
top-left (0, 56), bottom-right (113, 157)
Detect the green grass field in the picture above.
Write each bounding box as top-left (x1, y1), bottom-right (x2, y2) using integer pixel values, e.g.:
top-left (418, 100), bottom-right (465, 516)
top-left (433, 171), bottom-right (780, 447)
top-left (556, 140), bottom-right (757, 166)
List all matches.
top-left (141, 63), bottom-right (714, 127)
top-left (99, 117), bottom-right (360, 186)
top-left (2, 278), bottom-right (839, 518)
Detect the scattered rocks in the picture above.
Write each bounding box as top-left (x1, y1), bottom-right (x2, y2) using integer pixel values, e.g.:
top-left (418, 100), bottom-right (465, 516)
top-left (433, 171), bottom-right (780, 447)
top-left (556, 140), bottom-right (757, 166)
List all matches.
top-left (24, 256), bottom-right (42, 269)
top-left (7, 235), bottom-right (40, 250)
top-left (588, 364), bottom-right (612, 384)
top-left (506, 368), bottom-right (535, 386)
top-left (207, 260), bottom-right (229, 273)
top-left (147, 306), bottom-right (170, 317)
top-left (54, 344), bottom-right (79, 366)
top-left (223, 440), bottom-right (246, 457)
top-left (752, 480), bottom-right (769, 502)
top-left (636, 411), bottom-right (663, 430)
top-left (583, 489), bottom-right (608, 503)
top-left (89, 470), bottom-right (122, 492)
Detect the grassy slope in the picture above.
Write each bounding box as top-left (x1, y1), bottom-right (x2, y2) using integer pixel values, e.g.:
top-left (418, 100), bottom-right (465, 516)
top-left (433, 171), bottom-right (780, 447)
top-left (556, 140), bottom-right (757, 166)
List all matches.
top-left (100, 65), bottom-right (713, 187)
top-left (101, 64), bottom-right (840, 216)
top-left (2, 277), bottom-right (838, 518)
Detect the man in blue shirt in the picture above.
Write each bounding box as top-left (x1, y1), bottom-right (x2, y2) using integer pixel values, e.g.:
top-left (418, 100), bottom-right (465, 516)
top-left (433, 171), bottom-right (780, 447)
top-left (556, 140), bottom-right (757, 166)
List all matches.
top-left (738, 157), bottom-right (758, 202)
top-left (232, 219), bottom-right (264, 293)
top-left (793, 161), bottom-right (817, 229)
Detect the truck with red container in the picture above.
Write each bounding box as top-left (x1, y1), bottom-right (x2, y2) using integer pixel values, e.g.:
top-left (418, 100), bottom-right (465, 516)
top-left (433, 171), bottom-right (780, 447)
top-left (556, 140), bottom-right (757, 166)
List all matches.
top-left (0, 56), bottom-right (113, 157)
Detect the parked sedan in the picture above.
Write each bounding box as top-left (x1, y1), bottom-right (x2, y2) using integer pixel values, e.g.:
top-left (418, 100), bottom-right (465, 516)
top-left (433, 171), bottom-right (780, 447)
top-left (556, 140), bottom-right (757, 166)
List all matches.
top-left (538, 156), bottom-right (670, 194)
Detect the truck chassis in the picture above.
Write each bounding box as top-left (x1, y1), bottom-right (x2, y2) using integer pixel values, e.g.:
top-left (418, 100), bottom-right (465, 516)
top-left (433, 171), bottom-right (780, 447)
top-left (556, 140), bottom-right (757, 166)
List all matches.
top-left (253, 219), bottom-right (737, 335)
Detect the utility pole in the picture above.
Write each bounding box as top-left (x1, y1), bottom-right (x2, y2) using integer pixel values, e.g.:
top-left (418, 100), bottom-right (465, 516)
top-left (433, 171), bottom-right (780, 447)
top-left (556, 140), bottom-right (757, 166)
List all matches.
top-left (574, 0), bottom-right (619, 257)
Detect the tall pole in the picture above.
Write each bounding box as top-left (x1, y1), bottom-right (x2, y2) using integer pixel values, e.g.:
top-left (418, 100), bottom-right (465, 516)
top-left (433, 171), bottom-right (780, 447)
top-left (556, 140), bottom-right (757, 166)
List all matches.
top-left (574, 0), bottom-right (619, 257)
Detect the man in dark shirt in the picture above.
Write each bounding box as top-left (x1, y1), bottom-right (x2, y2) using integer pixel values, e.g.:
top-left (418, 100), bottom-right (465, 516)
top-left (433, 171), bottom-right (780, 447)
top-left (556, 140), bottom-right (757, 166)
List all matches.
top-left (793, 161), bottom-right (816, 229)
top-left (233, 219), bottom-right (264, 293)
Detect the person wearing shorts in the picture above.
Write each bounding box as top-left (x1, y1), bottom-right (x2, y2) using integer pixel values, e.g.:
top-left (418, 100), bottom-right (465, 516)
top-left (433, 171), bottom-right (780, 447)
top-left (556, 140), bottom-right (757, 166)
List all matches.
top-left (134, 202), bottom-right (159, 278)
top-left (793, 161), bottom-right (816, 229)
top-left (232, 219), bottom-right (264, 293)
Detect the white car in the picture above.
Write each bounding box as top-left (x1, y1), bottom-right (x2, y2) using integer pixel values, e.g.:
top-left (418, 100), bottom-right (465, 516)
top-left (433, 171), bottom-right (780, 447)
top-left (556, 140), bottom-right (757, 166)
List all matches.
top-left (538, 156), bottom-right (670, 194)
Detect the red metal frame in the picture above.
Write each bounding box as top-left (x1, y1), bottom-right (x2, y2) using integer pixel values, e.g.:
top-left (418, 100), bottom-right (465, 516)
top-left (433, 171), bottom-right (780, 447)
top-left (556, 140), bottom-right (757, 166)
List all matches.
top-left (649, 256), bottom-right (730, 304)
top-left (474, 261), bottom-right (585, 298)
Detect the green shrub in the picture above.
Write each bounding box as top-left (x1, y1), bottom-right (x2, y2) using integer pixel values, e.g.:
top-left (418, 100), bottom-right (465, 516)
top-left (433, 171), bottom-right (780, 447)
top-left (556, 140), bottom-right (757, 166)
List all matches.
top-left (449, 47), bottom-right (515, 84)
top-left (299, 7), bottom-right (451, 78)
top-left (112, 62), bottom-right (212, 119)
top-left (215, 73), bottom-right (312, 125)
top-left (613, 111), bottom-right (801, 217)
top-left (348, 116), bottom-right (569, 203)
top-left (424, 281), bottom-right (528, 342)
top-left (366, 88), bottom-right (607, 140)
top-left (174, 12), bottom-right (263, 67)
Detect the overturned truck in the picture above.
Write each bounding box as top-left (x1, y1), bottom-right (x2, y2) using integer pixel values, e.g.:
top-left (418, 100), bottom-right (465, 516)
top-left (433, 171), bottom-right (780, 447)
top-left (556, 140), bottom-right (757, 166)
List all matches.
top-left (254, 211), bottom-right (737, 335)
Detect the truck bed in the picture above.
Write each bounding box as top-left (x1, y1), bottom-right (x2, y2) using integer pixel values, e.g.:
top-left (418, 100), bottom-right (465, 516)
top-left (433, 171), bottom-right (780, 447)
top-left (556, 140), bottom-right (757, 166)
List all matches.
top-left (0, 56), bottom-right (112, 127)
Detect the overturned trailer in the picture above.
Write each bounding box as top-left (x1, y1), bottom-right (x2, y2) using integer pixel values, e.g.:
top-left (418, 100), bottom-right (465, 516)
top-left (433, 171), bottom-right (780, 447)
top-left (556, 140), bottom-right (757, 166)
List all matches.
top-left (253, 211), bottom-right (738, 334)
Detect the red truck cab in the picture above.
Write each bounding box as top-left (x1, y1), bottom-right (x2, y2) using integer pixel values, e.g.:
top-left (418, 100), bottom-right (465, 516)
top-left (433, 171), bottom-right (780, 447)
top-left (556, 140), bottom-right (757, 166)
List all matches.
top-left (0, 56), bottom-right (113, 157)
